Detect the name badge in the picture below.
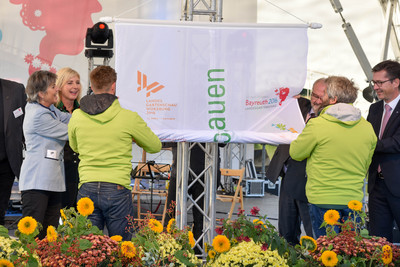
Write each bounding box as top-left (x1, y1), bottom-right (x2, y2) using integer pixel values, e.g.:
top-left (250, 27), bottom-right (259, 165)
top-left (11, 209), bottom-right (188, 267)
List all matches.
top-left (13, 107), bottom-right (23, 118)
top-left (46, 149), bottom-right (59, 160)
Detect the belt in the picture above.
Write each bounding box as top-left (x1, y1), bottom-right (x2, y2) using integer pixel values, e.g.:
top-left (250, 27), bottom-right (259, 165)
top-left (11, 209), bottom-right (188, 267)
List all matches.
top-left (377, 172), bottom-right (384, 180)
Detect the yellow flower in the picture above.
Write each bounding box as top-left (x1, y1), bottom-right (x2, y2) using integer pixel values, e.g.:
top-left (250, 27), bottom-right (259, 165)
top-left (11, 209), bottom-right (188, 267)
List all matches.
top-left (253, 219), bottom-right (267, 228)
top-left (148, 219), bottom-right (163, 233)
top-left (77, 197), bottom-right (94, 216)
top-left (382, 245), bottom-right (392, 265)
top-left (321, 250), bottom-right (338, 267)
top-left (17, 216), bottom-right (37, 235)
top-left (110, 235), bottom-right (123, 242)
top-left (212, 235), bottom-right (230, 253)
top-left (210, 239), bottom-right (288, 266)
top-left (348, 200), bottom-right (362, 211)
top-left (300, 236), bottom-right (317, 252)
top-left (0, 259), bottom-right (14, 267)
top-left (188, 230), bottom-right (195, 248)
top-left (167, 218), bottom-right (175, 233)
top-left (324, 210), bottom-right (340, 225)
top-left (121, 241), bottom-right (136, 258)
top-left (208, 250), bottom-right (216, 259)
top-left (60, 209), bottom-right (67, 221)
top-left (46, 225), bottom-right (57, 242)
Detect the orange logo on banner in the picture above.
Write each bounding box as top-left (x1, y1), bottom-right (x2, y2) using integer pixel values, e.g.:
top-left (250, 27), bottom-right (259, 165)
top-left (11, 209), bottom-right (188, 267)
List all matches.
top-left (137, 71), bottom-right (165, 97)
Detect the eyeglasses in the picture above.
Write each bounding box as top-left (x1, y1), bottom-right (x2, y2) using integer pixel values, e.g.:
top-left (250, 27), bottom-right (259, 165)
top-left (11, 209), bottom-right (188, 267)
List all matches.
top-left (311, 92), bottom-right (325, 101)
top-left (371, 78), bottom-right (394, 87)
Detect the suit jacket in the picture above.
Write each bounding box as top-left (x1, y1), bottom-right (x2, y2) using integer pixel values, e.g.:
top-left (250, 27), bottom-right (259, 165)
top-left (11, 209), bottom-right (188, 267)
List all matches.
top-left (367, 99), bottom-right (400, 197)
top-left (265, 97), bottom-right (311, 202)
top-left (1, 79), bottom-right (26, 178)
top-left (19, 102), bottom-right (70, 192)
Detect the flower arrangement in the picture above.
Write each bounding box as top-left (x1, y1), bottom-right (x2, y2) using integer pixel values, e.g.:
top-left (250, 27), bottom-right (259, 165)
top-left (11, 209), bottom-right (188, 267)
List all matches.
top-left (0, 215), bottom-right (41, 267)
top-left (129, 216), bottom-right (201, 266)
top-left (297, 200), bottom-right (400, 266)
top-left (208, 238), bottom-right (288, 267)
top-left (34, 197), bottom-right (137, 266)
top-left (206, 207), bottom-right (293, 266)
top-left (0, 225), bottom-right (40, 267)
top-left (3, 198), bottom-right (400, 267)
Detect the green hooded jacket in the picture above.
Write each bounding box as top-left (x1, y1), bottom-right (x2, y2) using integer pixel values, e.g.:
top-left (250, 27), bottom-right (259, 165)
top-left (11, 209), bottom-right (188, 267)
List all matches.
top-left (68, 94), bottom-right (161, 189)
top-left (289, 103), bottom-right (377, 205)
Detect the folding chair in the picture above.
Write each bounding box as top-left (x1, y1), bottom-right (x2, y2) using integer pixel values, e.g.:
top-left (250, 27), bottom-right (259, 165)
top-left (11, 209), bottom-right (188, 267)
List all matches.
top-left (216, 168), bottom-right (245, 220)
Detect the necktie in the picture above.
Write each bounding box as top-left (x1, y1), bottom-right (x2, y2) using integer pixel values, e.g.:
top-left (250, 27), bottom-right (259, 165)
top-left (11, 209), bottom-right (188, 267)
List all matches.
top-left (380, 104), bottom-right (392, 139)
top-left (306, 112), bottom-right (316, 123)
top-left (378, 104), bottom-right (392, 174)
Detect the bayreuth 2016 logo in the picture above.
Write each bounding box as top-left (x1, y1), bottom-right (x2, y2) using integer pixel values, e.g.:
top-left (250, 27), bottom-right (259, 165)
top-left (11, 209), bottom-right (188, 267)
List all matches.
top-left (137, 70), bottom-right (164, 97)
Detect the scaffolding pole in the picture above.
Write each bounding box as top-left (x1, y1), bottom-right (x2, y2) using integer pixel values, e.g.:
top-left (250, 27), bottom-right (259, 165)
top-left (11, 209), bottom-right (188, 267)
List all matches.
top-left (182, 0), bottom-right (223, 22)
top-left (175, 142), bottom-right (218, 257)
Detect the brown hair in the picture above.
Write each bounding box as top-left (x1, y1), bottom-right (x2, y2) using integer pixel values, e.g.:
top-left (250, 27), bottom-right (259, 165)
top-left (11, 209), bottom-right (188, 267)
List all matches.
top-left (89, 65), bottom-right (117, 93)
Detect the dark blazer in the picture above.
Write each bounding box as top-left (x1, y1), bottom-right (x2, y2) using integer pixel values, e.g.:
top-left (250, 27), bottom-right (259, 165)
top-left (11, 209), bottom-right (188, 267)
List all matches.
top-left (367, 99), bottom-right (400, 197)
top-left (1, 79), bottom-right (26, 178)
top-left (265, 97), bottom-right (311, 202)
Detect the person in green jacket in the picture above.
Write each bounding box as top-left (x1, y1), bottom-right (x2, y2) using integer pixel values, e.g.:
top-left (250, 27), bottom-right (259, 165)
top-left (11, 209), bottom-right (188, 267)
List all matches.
top-left (289, 76), bottom-right (377, 238)
top-left (68, 66), bottom-right (161, 240)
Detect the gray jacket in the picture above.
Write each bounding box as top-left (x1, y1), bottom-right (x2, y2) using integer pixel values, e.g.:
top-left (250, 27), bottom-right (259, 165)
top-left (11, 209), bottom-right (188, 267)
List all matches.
top-left (19, 102), bottom-right (70, 192)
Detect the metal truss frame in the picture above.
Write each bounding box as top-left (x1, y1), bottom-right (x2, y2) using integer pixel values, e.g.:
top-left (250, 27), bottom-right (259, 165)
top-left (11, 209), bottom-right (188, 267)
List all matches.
top-left (175, 142), bottom-right (218, 256)
top-left (181, 0), bottom-right (223, 22)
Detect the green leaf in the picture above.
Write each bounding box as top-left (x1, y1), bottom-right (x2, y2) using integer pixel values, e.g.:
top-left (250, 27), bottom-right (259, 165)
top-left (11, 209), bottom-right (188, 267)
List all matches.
top-left (78, 238), bottom-right (93, 250)
top-left (61, 242), bottom-right (70, 253)
top-left (26, 256), bottom-right (39, 267)
top-left (360, 229), bottom-right (370, 238)
top-left (0, 225), bottom-right (9, 237)
top-left (175, 250), bottom-right (196, 266)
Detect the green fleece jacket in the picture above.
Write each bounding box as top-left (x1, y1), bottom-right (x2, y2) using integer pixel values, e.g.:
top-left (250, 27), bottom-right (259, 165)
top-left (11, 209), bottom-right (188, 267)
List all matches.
top-left (68, 94), bottom-right (161, 189)
top-left (289, 103), bottom-right (377, 205)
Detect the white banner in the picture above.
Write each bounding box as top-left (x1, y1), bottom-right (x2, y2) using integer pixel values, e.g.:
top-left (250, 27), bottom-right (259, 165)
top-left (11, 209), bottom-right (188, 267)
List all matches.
top-left (115, 20), bottom-right (308, 144)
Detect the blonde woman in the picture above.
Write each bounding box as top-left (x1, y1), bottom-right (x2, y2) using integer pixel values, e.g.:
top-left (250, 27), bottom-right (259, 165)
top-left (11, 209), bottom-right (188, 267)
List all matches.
top-left (56, 67), bottom-right (81, 209)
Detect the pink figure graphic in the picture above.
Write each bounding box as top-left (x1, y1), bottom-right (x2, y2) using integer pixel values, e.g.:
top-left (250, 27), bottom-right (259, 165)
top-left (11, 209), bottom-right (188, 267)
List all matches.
top-left (275, 87), bottom-right (290, 106)
top-left (10, 0), bottom-right (102, 75)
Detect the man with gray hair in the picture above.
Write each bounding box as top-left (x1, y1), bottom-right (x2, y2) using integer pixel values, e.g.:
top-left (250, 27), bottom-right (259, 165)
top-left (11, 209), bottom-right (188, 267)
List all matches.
top-left (290, 76), bottom-right (377, 238)
top-left (265, 78), bottom-right (328, 244)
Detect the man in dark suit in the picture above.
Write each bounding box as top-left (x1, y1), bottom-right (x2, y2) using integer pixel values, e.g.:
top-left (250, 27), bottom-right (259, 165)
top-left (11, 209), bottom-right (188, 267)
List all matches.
top-left (367, 60), bottom-right (400, 242)
top-left (0, 78), bottom-right (26, 225)
top-left (265, 78), bottom-right (328, 244)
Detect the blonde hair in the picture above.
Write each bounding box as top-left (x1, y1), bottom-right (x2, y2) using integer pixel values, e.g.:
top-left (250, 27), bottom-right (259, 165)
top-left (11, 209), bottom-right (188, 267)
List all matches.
top-left (56, 67), bottom-right (81, 105)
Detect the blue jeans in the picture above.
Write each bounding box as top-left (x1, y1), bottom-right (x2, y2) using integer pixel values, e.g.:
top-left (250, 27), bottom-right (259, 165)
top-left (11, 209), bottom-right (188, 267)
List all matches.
top-left (78, 182), bottom-right (134, 241)
top-left (309, 204), bottom-right (352, 238)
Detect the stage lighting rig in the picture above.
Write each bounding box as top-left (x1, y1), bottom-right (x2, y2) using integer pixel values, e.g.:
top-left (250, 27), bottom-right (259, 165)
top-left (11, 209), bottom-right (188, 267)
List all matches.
top-left (85, 22), bottom-right (114, 58)
top-left (85, 22), bottom-right (114, 94)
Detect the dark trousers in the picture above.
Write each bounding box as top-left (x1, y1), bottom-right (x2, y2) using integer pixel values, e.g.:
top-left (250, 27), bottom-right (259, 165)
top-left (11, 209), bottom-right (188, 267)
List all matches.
top-left (189, 178), bottom-right (204, 254)
top-left (0, 159), bottom-right (14, 225)
top-left (61, 160), bottom-right (79, 209)
top-left (21, 190), bottom-right (62, 239)
top-left (78, 182), bottom-right (135, 241)
top-left (165, 165), bottom-right (177, 226)
top-left (278, 184), bottom-right (313, 245)
top-left (309, 204), bottom-right (352, 238)
top-left (369, 178), bottom-right (400, 243)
